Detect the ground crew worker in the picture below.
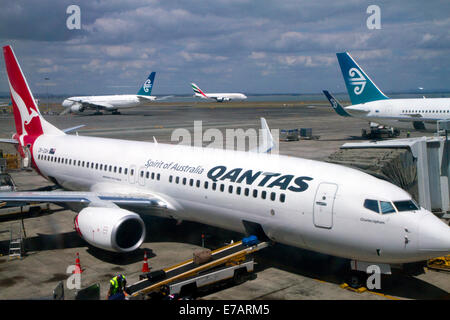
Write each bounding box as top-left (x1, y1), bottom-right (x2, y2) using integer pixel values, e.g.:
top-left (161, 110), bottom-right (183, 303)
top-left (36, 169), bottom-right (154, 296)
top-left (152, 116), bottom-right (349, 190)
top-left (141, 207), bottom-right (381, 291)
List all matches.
top-left (106, 274), bottom-right (127, 300)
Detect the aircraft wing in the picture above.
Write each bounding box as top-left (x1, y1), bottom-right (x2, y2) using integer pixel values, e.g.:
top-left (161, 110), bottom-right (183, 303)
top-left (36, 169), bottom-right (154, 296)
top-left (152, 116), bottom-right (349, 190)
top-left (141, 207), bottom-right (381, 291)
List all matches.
top-left (0, 190), bottom-right (171, 210)
top-left (62, 125), bottom-right (86, 134)
top-left (0, 138), bottom-right (18, 144)
top-left (155, 95), bottom-right (174, 101)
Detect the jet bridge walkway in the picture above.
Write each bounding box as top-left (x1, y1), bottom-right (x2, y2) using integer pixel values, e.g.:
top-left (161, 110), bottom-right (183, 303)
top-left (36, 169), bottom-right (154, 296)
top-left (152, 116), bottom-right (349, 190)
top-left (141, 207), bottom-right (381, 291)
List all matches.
top-left (127, 237), bottom-right (269, 298)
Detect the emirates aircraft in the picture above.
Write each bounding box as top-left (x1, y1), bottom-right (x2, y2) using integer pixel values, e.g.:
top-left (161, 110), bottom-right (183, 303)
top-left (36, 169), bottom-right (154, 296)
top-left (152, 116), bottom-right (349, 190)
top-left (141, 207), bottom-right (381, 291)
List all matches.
top-left (61, 72), bottom-right (170, 115)
top-left (1, 46), bottom-right (449, 277)
top-left (191, 83), bottom-right (247, 102)
top-left (326, 52), bottom-right (450, 132)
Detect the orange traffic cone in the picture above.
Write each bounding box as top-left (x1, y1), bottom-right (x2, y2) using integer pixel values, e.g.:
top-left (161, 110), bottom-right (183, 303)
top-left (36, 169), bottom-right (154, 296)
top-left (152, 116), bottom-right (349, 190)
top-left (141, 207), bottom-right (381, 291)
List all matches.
top-left (73, 252), bottom-right (84, 274)
top-left (141, 251), bottom-right (150, 273)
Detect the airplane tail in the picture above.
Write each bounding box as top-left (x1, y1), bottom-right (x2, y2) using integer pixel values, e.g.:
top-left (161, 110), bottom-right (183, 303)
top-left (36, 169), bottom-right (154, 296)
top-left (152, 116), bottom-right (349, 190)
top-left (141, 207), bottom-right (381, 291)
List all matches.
top-left (3, 45), bottom-right (63, 149)
top-left (323, 90), bottom-right (352, 117)
top-left (137, 72), bottom-right (156, 96)
top-left (191, 83), bottom-right (208, 98)
top-left (336, 52), bottom-right (389, 105)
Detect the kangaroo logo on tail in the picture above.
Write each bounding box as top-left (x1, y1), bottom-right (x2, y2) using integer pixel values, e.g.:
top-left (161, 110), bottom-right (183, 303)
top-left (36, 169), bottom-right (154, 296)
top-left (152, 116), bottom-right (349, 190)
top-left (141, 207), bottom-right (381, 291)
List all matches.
top-left (348, 67), bottom-right (366, 95)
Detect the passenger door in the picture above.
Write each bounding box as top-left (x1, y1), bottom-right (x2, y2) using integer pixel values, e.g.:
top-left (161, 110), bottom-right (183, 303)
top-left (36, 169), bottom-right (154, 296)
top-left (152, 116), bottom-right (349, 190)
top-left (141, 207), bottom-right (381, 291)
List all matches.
top-left (313, 183), bottom-right (338, 229)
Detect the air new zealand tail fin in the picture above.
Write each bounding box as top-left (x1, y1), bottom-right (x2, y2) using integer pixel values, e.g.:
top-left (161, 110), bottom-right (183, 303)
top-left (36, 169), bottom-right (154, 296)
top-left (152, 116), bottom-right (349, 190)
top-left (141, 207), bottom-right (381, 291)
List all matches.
top-left (336, 52), bottom-right (389, 105)
top-left (137, 72), bottom-right (156, 96)
top-left (323, 90), bottom-right (352, 117)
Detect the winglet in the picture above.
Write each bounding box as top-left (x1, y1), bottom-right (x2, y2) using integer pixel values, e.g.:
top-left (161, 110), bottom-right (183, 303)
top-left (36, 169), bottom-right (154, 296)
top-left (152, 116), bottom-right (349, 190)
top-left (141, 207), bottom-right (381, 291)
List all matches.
top-left (250, 117), bottom-right (276, 153)
top-left (323, 90), bottom-right (352, 117)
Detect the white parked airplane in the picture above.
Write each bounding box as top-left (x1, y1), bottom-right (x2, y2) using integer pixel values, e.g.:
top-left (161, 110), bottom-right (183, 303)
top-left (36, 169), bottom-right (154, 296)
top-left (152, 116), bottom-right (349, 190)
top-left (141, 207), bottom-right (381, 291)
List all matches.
top-left (326, 52), bottom-right (450, 131)
top-left (61, 72), bottom-right (170, 115)
top-left (191, 83), bottom-right (247, 102)
top-left (1, 46), bottom-right (449, 277)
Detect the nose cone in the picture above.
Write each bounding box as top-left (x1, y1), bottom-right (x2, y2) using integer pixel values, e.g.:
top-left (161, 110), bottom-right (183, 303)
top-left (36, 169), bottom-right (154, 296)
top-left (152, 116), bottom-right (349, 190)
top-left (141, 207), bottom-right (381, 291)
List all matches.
top-left (419, 213), bottom-right (450, 258)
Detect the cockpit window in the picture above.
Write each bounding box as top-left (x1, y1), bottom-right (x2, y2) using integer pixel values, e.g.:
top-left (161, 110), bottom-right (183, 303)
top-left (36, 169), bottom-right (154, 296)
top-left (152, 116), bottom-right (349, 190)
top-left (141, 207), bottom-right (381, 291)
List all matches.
top-left (380, 201), bottom-right (396, 214)
top-left (364, 199), bottom-right (379, 213)
top-left (393, 200), bottom-right (419, 212)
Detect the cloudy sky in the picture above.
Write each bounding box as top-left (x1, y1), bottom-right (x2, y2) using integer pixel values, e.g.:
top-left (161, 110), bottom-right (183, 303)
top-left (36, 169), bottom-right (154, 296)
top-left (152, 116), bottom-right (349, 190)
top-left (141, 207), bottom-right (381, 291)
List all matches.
top-left (0, 0), bottom-right (449, 96)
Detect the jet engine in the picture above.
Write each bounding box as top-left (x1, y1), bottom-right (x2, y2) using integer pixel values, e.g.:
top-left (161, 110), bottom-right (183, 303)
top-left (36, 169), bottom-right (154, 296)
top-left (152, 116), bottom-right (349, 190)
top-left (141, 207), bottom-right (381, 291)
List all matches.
top-left (70, 103), bottom-right (84, 113)
top-left (74, 207), bottom-right (146, 252)
top-left (216, 97), bottom-right (231, 102)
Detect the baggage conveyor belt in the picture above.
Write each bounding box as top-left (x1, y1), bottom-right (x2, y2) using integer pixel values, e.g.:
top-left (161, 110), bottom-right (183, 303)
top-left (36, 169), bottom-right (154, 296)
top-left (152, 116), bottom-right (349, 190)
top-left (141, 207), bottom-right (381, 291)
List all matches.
top-left (127, 239), bottom-right (269, 297)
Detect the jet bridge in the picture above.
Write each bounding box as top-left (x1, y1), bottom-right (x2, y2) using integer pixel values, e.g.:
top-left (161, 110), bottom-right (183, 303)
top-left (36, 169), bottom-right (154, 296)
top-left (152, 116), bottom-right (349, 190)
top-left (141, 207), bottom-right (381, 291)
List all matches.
top-left (330, 133), bottom-right (449, 217)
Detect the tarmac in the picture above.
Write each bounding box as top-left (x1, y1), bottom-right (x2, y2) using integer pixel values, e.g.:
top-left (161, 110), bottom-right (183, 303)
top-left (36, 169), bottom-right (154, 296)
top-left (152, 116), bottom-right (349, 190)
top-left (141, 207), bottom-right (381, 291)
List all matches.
top-left (0, 101), bottom-right (448, 300)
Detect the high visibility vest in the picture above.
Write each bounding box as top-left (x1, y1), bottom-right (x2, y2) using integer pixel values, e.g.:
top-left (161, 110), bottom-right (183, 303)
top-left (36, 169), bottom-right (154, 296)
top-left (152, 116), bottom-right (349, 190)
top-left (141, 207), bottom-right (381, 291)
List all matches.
top-left (110, 276), bottom-right (126, 295)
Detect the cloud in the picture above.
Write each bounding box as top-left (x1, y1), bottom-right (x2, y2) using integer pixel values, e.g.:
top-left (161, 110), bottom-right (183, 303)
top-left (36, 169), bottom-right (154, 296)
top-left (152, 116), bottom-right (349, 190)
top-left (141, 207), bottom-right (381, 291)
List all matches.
top-left (0, 0), bottom-right (448, 95)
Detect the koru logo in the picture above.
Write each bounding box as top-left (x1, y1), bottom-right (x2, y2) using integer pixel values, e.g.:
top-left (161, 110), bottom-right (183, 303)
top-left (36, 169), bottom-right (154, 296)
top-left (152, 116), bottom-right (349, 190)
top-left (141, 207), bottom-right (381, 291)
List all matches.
top-left (330, 98), bottom-right (338, 109)
top-left (143, 80), bottom-right (152, 93)
top-left (348, 67), bottom-right (366, 95)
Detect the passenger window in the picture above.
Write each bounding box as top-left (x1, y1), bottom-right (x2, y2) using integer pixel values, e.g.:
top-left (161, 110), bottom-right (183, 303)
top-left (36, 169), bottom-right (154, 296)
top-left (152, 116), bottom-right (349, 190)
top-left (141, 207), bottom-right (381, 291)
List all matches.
top-left (146, 172), bottom-right (149, 179)
top-left (151, 172), bottom-right (155, 179)
top-left (212, 182), bottom-right (217, 190)
top-left (196, 180), bottom-right (200, 188)
top-left (364, 199), bottom-right (380, 213)
top-left (157, 173), bottom-right (160, 180)
top-left (169, 175), bottom-right (173, 183)
top-left (204, 181), bottom-right (208, 189)
top-left (189, 179), bottom-right (194, 186)
top-left (124, 168), bottom-right (128, 175)
top-left (280, 193), bottom-right (286, 203)
top-left (253, 189), bottom-right (258, 198)
top-left (270, 192), bottom-right (276, 201)
top-left (176, 177), bottom-right (180, 184)
top-left (220, 184), bottom-right (224, 192)
top-left (261, 191), bottom-right (266, 199)
top-left (380, 201), bottom-right (396, 214)
top-left (130, 169), bottom-right (134, 176)
top-left (236, 186), bottom-right (241, 195)
top-left (183, 177), bottom-right (186, 185)
top-left (244, 188), bottom-right (249, 196)
top-left (114, 166), bottom-right (117, 173)
top-left (228, 185), bottom-right (233, 193)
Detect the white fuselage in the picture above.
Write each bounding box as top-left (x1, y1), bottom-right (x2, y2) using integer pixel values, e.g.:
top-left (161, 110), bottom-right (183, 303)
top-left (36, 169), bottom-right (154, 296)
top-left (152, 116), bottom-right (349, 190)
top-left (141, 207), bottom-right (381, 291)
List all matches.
top-left (62, 95), bottom-right (156, 111)
top-left (32, 134), bottom-right (450, 264)
top-left (346, 98), bottom-right (450, 131)
top-left (196, 93), bottom-right (247, 101)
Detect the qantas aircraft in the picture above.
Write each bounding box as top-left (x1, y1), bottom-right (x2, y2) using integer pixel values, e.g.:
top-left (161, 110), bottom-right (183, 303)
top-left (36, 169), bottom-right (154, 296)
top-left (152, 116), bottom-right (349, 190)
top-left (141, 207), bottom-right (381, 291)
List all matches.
top-left (326, 52), bottom-right (450, 132)
top-left (61, 72), bottom-right (170, 115)
top-left (1, 46), bottom-right (449, 276)
top-left (191, 83), bottom-right (247, 102)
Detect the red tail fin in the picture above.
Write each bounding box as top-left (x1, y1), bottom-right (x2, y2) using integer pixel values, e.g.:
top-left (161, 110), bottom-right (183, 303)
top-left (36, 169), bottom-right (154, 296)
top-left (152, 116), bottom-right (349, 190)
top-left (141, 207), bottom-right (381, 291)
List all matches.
top-left (3, 45), bottom-right (62, 147)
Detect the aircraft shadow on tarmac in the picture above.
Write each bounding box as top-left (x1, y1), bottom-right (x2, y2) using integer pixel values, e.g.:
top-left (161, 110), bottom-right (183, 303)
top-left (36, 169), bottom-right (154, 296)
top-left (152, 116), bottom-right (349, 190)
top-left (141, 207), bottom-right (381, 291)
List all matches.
top-left (141, 216), bottom-right (449, 300)
top-left (1, 213), bottom-right (447, 299)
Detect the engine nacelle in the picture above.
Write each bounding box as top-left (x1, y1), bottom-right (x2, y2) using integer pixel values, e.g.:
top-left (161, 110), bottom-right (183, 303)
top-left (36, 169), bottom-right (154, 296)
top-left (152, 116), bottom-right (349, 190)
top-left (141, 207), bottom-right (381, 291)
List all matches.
top-left (74, 207), bottom-right (146, 252)
top-left (70, 103), bottom-right (84, 113)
